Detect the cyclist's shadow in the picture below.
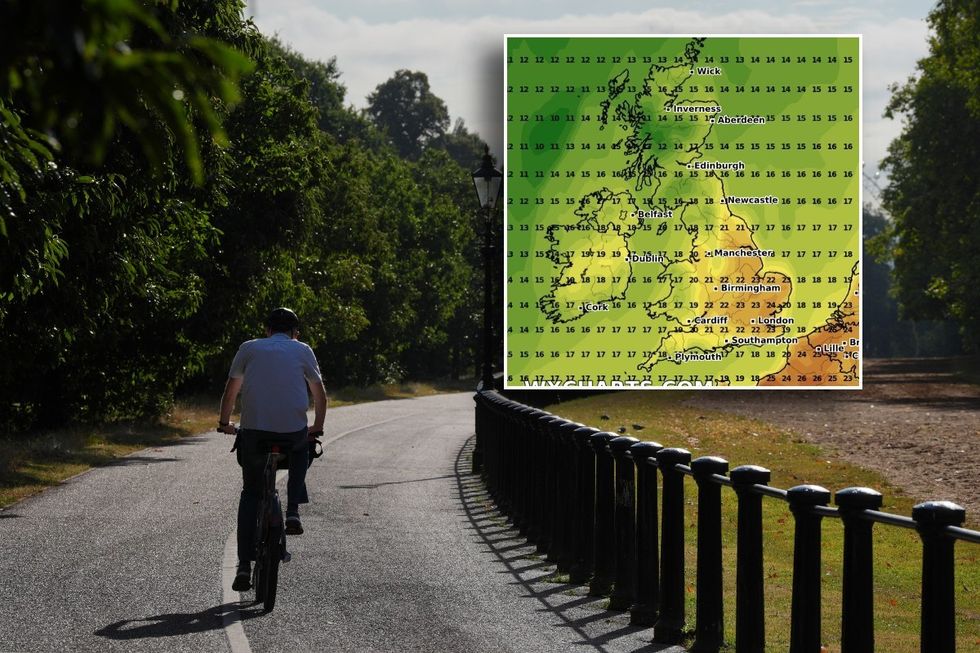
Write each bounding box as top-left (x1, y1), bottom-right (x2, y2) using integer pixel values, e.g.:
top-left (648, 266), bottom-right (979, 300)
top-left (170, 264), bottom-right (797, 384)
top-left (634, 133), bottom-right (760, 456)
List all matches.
top-left (95, 601), bottom-right (264, 640)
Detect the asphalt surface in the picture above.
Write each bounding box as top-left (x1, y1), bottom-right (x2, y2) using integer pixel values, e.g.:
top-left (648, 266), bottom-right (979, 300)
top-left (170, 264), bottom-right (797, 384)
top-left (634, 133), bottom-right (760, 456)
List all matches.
top-left (0, 393), bottom-right (685, 653)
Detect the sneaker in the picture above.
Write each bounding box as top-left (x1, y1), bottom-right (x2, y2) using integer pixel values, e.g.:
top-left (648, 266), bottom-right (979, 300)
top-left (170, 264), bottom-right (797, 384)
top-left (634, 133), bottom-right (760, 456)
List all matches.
top-left (232, 564), bottom-right (251, 591)
top-left (285, 515), bottom-right (304, 535)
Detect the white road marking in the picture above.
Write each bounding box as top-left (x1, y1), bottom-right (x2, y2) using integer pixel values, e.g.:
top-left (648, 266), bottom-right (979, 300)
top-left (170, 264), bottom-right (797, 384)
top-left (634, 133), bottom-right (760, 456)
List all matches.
top-left (220, 414), bottom-right (410, 653)
top-left (221, 530), bottom-right (254, 653)
top-left (322, 414), bottom-right (407, 446)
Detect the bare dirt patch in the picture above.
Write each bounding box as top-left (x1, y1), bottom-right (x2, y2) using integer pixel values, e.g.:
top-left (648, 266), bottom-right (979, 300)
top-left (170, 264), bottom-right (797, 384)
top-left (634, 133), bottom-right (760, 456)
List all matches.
top-left (688, 357), bottom-right (980, 520)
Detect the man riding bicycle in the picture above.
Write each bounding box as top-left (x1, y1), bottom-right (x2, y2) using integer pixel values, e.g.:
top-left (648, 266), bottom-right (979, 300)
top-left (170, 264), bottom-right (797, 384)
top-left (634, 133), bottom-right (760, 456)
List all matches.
top-left (217, 307), bottom-right (327, 592)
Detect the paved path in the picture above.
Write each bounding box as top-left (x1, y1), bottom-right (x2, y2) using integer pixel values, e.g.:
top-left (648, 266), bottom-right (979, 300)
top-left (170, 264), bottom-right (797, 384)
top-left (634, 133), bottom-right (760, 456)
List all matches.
top-left (0, 393), bottom-right (682, 653)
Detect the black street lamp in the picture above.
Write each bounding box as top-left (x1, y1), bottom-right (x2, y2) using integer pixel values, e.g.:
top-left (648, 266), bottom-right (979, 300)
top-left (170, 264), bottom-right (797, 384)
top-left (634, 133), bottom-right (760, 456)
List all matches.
top-left (472, 144), bottom-right (503, 391)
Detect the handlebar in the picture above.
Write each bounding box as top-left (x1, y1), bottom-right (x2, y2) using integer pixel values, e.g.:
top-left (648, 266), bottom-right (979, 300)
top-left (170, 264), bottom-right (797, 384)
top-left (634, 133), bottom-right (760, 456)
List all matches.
top-left (225, 426), bottom-right (324, 466)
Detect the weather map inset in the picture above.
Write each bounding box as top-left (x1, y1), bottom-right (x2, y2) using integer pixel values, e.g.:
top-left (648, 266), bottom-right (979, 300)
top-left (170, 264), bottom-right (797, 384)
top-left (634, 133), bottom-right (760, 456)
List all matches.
top-left (504, 35), bottom-right (861, 389)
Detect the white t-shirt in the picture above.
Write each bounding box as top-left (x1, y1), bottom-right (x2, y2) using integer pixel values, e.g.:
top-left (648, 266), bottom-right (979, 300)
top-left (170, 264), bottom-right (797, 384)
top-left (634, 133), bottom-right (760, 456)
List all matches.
top-left (228, 333), bottom-right (323, 433)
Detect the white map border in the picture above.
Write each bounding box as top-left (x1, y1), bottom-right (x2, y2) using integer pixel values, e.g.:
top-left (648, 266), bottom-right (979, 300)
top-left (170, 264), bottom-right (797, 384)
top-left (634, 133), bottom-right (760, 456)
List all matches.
top-left (502, 33), bottom-right (864, 391)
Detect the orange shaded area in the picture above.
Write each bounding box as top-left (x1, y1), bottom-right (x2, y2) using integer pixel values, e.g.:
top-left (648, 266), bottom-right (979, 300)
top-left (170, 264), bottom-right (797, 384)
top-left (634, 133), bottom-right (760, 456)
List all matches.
top-left (663, 206), bottom-right (792, 329)
top-left (645, 257), bottom-right (792, 366)
top-left (695, 255), bottom-right (793, 334)
top-left (761, 272), bottom-right (860, 387)
top-left (686, 195), bottom-right (793, 335)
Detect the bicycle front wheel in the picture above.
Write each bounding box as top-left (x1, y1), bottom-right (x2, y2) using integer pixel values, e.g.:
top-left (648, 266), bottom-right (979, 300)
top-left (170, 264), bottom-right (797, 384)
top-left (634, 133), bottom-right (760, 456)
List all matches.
top-left (252, 500), bottom-right (270, 600)
top-left (261, 525), bottom-right (282, 612)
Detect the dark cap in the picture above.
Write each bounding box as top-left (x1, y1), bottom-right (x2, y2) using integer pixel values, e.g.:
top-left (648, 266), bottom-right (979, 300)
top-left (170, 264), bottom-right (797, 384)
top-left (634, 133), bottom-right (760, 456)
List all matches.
top-left (266, 307), bottom-right (299, 332)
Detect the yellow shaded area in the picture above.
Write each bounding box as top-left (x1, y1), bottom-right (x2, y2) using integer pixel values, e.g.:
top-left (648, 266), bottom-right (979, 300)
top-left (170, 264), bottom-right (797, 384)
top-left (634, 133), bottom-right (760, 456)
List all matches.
top-left (639, 176), bottom-right (793, 371)
top-left (539, 189), bottom-right (640, 322)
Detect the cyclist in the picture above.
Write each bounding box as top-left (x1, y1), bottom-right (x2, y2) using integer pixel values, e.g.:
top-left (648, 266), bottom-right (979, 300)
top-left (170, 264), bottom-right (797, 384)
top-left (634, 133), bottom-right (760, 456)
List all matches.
top-left (217, 307), bottom-right (327, 592)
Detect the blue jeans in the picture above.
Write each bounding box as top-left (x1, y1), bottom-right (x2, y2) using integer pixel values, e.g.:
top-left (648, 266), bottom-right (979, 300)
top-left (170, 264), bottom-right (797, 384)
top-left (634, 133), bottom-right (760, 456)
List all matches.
top-left (236, 428), bottom-right (309, 563)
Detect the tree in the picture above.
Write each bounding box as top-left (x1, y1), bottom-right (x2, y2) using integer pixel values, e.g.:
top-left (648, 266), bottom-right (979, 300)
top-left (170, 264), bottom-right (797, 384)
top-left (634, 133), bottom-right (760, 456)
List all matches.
top-left (0, 0), bottom-right (254, 430)
top-left (881, 0), bottom-right (980, 352)
top-left (266, 38), bottom-right (381, 146)
top-left (435, 118), bottom-right (485, 169)
top-left (0, 0), bottom-right (252, 330)
top-left (186, 33), bottom-right (337, 384)
top-left (281, 54), bottom-right (481, 382)
top-left (0, 0), bottom-right (251, 189)
top-left (862, 207), bottom-right (899, 357)
top-left (0, 3), bottom-right (489, 431)
top-left (365, 70), bottom-right (450, 159)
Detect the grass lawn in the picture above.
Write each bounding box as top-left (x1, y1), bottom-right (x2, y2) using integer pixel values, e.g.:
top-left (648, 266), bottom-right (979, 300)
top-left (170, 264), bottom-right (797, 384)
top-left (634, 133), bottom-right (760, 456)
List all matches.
top-left (327, 378), bottom-right (475, 405)
top-left (0, 378), bottom-right (476, 509)
top-left (544, 391), bottom-right (980, 653)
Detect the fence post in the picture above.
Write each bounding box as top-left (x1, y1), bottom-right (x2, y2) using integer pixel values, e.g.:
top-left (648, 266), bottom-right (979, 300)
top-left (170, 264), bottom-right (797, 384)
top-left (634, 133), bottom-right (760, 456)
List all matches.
top-left (787, 484), bottom-right (832, 653)
top-left (608, 435), bottom-right (640, 610)
top-left (502, 404), bottom-right (519, 521)
top-left (495, 398), bottom-right (515, 512)
top-left (629, 441), bottom-right (663, 626)
top-left (555, 421), bottom-right (583, 574)
top-left (534, 414), bottom-right (560, 553)
top-left (570, 426), bottom-right (600, 584)
top-left (472, 391), bottom-right (484, 473)
top-left (480, 394), bottom-right (498, 495)
top-left (589, 431), bottom-right (618, 596)
top-left (539, 415), bottom-right (565, 558)
top-left (913, 500), bottom-right (966, 653)
top-left (691, 456), bottom-right (729, 653)
top-left (731, 464), bottom-right (770, 653)
top-left (654, 447), bottom-right (691, 644)
top-left (504, 400), bottom-right (524, 518)
top-left (524, 409), bottom-right (548, 543)
top-left (514, 406), bottom-right (539, 535)
top-left (835, 487), bottom-right (882, 653)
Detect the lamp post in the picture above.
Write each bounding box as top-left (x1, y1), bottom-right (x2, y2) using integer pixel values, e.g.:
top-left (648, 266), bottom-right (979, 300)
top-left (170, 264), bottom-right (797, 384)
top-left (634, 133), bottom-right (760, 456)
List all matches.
top-left (472, 144), bottom-right (503, 390)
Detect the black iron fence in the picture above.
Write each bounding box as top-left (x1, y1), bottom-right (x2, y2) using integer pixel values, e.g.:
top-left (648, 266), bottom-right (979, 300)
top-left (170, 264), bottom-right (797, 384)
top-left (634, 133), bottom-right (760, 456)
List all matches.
top-left (472, 388), bottom-right (980, 653)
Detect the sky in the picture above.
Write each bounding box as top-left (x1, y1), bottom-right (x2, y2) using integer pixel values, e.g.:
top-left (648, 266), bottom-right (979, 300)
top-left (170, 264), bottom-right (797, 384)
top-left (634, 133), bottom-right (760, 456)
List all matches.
top-left (248, 0), bottom-right (936, 202)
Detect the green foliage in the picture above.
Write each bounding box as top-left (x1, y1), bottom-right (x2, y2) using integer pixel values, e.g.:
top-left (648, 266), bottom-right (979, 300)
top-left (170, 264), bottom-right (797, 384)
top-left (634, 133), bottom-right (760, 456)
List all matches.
top-left (862, 208), bottom-right (899, 357)
top-left (0, 0), bottom-right (253, 430)
top-left (436, 118), bottom-right (486, 169)
top-left (0, 164), bottom-right (217, 428)
top-left (881, 0), bottom-right (980, 352)
top-left (265, 38), bottom-right (381, 147)
top-left (186, 33), bottom-right (330, 378)
top-left (304, 144), bottom-right (475, 384)
top-left (0, 1), bottom-right (485, 433)
top-left (0, 0), bottom-right (252, 185)
top-left (864, 206), bottom-right (963, 357)
top-left (365, 69), bottom-right (450, 159)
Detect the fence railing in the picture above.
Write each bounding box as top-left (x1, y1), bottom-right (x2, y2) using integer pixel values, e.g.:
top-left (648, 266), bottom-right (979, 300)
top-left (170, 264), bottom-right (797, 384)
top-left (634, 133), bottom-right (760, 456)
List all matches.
top-left (472, 388), bottom-right (980, 653)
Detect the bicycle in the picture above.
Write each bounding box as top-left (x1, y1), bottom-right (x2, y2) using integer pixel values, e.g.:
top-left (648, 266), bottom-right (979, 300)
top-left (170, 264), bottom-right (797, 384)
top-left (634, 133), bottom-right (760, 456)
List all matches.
top-left (251, 437), bottom-right (294, 613)
top-left (228, 427), bottom-right (322, 612)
